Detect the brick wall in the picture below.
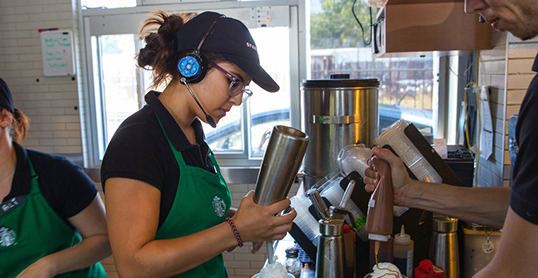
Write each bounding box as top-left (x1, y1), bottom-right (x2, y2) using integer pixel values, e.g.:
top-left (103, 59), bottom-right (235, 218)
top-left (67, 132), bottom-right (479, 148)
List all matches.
top-left (475, 31), bottom-right (508, 188)
top-left (477, 31), bottom-right (538, 188)
top-left (0, 0), bottom-right (83, 154)
top-left (503, 35), bottom-right (538, 186)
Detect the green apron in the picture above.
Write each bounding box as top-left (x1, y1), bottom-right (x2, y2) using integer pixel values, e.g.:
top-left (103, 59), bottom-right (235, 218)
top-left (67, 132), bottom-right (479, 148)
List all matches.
top-left (155, 118), bottom-right (232, 278)
top-left (0, 160), bottom-right (106, 278)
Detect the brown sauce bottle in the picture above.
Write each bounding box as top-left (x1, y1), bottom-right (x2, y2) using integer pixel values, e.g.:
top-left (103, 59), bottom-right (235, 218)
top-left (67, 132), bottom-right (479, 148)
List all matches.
top-left (365, 156), bottom-right (394, 241)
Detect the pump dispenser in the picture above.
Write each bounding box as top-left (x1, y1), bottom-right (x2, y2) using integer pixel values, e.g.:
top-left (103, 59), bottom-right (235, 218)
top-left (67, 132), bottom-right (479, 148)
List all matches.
top-left (394, 225), bottom-right (414, 278)
top-left (364, 156), bottom-right (394, 266)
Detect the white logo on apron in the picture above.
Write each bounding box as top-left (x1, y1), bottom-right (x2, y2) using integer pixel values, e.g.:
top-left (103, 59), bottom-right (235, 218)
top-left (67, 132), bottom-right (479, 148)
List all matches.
top-left (212, 196), bottom-right (226, 218)
top-left (0, 226), bottom-right (17, 247)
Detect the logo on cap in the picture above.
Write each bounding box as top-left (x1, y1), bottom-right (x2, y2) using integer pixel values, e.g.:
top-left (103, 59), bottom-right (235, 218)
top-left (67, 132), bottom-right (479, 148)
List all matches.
top-left (246, 42), bottom-right (257, 51)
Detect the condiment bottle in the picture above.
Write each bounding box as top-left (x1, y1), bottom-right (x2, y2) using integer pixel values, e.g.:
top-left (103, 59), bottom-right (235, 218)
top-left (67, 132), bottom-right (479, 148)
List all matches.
top-left (364, 156), bottom-right (394, 265)
top-left (285, 246), bottom-right (301, 277)
top-left (300, 262), bottom-right (316, 278)
top-left (394, 225), bottom-right (414, 278)
top-left (415, 259), bottom-right (444, 278)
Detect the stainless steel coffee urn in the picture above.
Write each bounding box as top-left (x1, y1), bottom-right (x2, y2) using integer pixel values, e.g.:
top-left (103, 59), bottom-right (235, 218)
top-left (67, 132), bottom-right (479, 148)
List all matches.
top-left (301, 75), bottom-right (379, 188)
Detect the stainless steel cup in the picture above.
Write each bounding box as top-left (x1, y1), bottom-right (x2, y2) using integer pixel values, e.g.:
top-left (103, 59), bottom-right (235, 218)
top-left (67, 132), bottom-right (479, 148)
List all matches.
top-left (253, 125), bottom-right (309, 264)
top-left (430, 216), bottom-right (459, 278)
top-left (254, 125), bottom-right (309, 206)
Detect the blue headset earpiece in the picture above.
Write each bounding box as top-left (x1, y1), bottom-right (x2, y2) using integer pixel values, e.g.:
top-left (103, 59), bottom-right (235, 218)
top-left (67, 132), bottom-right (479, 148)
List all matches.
top-left (177, 50), bottom-right (206, 83)
top-left (177, 16), bottom-right (223, 84)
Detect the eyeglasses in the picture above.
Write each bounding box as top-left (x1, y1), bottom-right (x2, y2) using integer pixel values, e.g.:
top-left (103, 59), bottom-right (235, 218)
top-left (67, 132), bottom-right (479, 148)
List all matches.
top-left (209, 62), bottom-right (253, 101)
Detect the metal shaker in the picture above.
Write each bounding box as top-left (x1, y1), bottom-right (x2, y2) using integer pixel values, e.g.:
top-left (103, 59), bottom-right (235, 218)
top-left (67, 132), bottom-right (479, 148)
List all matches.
top-left (253, 125), bottom-right (309, 263)
top-left (430, 215), bottom-right (459, 278)
top-left (316, 216), bottom-right (346, 278)
top-left (254, 125), bottom-right (309, 206)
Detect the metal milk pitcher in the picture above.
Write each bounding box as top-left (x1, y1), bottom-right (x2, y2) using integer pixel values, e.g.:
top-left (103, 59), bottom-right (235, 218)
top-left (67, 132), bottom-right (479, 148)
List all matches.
top-left (316, 214), bottom-right (346, 278)
top-left (430, 215), bottom-right (459, 278)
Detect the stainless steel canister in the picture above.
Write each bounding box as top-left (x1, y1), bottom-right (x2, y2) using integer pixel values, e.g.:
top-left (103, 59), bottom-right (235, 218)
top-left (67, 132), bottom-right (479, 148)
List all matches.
top-left (316, 218), bottom-right (346, 278)
top-left (301, 76), bottom-right (379, 188)
top-left (253, 125), bottom-right (309, 264)
top-left (430, 216), bottom-right (459, 278)
top-left (254, 125), bottom-right (309, 206)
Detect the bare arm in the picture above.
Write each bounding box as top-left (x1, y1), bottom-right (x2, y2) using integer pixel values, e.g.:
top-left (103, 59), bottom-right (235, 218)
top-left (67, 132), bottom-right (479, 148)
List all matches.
top-left (16, 194), bottom-right (111, 278)
top-left (473, 207), bottom-right (538, 277)
top-left (397, 179), bottom-right (509, 228)
top-left (105, 177), bottom-right (296, 278)
top-left (364, 147), bottom-right (510, 228)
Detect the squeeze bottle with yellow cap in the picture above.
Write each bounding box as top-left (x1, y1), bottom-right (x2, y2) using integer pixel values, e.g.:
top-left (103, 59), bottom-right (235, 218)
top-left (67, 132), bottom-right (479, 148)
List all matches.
top-left (394, 225), bottom-right (414, 278)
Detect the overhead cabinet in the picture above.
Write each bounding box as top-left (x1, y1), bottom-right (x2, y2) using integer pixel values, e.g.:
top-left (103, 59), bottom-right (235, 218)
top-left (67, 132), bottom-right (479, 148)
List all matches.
top-left (373, 0), bottom-right (493, 56)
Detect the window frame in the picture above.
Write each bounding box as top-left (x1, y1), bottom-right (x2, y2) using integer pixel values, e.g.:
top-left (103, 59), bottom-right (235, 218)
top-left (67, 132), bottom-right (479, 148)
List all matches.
top-left (79, 0), bottom-right (307, 168)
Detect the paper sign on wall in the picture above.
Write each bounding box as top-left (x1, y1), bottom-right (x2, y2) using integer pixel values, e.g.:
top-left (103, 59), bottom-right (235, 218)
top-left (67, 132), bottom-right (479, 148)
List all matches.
top-left (479, 86), bottom-right (493, 160)
top-left (40, 30), bottom-right (76, 76)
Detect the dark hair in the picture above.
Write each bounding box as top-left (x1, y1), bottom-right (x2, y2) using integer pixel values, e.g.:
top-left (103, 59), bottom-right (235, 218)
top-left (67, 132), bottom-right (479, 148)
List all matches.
top-left (2, 107), bottom-right (29, 143)
top-left (137, 10), bottom-right (228, 89)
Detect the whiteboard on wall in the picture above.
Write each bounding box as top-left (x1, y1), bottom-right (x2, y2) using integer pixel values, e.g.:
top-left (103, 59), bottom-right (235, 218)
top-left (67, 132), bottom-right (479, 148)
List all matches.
top-left (40, 30), bottom-right (76, 76)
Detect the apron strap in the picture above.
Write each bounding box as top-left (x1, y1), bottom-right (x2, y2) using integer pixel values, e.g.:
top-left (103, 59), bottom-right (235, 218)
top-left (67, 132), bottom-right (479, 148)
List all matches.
top-left (155, 114), bottom-right (187, 167)
top-left (27, 159), bottom-right (40, 195)
top-left (155, 114), bottom-right (219, 173)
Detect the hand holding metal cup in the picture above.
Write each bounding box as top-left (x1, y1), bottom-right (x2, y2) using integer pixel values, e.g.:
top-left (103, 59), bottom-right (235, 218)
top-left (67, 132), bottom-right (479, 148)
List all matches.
top-left (253, 125), bottom-right (309, 264)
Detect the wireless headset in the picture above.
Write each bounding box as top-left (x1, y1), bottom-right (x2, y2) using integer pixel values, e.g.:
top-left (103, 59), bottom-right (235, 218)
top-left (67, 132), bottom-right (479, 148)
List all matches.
top-left (177, 17), bottom-right (222, 83)
top-left (178, 16), bottom-right (223, 128)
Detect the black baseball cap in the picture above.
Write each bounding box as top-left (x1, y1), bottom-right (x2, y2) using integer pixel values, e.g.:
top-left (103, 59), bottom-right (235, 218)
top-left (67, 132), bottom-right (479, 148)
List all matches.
top-left (0, 77), bottom-right (14, 114)
top-left (176, 11), bottom-right (279, 92)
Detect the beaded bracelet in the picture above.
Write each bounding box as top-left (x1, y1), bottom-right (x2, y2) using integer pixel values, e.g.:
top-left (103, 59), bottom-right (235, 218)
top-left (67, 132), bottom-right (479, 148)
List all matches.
top-left (225, 217), bottom-right (243, 247)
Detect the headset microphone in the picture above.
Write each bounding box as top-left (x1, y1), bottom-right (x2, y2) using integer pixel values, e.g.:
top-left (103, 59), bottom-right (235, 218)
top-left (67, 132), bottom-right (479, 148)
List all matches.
top-left (177, 17), bottom-right (223, 128)
top-left (479, 15), bottom-right (486, 23)
top-left (181, 77), bottom-right (217, 128)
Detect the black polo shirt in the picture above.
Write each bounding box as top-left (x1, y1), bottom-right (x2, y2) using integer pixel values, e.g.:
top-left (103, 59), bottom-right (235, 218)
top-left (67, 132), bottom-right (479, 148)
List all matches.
top-left (510, 52), bottom-right (538, 225)
top-left (3, 142), bottom-right (98, 228)
top-left (101, 91), bottom-right (215, 228)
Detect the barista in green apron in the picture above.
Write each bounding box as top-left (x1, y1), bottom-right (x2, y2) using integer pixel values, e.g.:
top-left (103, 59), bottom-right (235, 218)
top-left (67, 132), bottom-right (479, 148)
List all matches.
top-left (0, 160), bottom-right (106, 278)
top-left (155, 117), bottom-right (231, 277)
top-left (1, 77), bottom-right (109, 278)
top-left (100, 11), bottom-right (296, 278)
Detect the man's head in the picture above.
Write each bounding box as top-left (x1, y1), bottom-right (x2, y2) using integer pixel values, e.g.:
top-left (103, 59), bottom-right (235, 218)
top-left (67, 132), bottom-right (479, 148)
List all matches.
top-left (465, 0), bottom-right (538, 40)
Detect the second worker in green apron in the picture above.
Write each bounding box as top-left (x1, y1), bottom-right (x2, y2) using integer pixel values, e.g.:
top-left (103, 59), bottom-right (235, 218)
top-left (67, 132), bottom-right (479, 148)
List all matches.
top-left (0, 77), bottom-right (110, 278)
